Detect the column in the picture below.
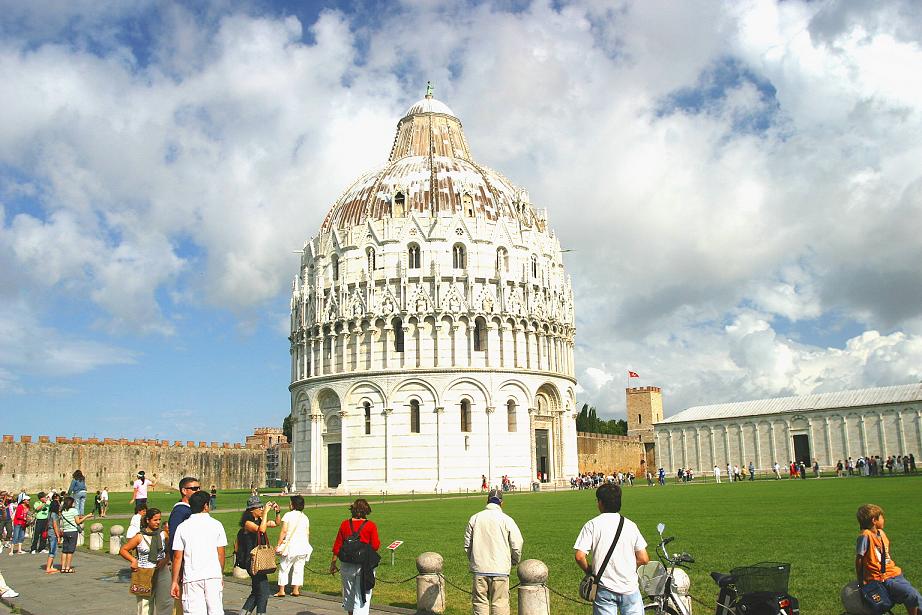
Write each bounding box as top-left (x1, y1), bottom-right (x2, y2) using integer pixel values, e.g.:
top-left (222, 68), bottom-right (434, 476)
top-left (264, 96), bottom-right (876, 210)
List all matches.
top-left (528, 408), bottom-right (537, 482)
top-left (303, 337), bottom-right (310, 378)
top-left (290, 347), bottom-right (296, 382)
top-left (754, 423), bottom-right (762, 468)
top-left (433, 322), bottom-right (441, 368)
top-left (310, 413), bottom-right (323, 491)
top-left (823, 417), bottom-right (832, 465)
top-left (289, 415), bottom-right (298, 490)
top-left (738, 424), bottom-right (746, 465)
top-left (680, 430), bottom-right (688, 468)
top-left (486, 406), bottom-right (495, 484)
top-left (435, 406), bottom-right (444, 489)
top-left (896, 411), bottom-right (906, 454)
top-left (708, 427), bottom-right (716, 468)
top-left (467, 322), bottom-right (475, 367)
top-left (722, 426), bottom-right (731, 464)
top-left (381, 326), bottom-right (391, 370)
top-left (807, 418), bottom-right (815, 462)
top-left (339, 329), bottom-right (347, 373)
top-left (783, 421), bottom-right (793, 461)
top-left (842, 416), bottom-right (851, 459)
top-left (666, 431), bottom-right (674, 470)
top-left (877, 412), bottom-right (887, 456)
top-left (338, 410), bottom-right (349, 489)
top-left (383, 408), bottom-right (393, 486)
top-left (694, 429), bottom-right (702, 470)
top-left (916, 411), bottom-right (922, 456)
top-left (858, 415), bottom-right (868, 453)
top-left (403, 324), bottom-right (413, 369)
top-left (768, 422), bottom-right (776, 465)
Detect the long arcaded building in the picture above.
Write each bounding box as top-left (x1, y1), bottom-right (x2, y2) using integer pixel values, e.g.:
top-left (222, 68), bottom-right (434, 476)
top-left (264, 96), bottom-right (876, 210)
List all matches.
top-left (654, 383), bottom-right (922, 471)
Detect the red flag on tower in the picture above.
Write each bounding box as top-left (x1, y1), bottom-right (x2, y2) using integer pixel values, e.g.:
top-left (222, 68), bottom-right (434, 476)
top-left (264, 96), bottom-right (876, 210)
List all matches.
top-left (628, 371), bottom-right (640, 378)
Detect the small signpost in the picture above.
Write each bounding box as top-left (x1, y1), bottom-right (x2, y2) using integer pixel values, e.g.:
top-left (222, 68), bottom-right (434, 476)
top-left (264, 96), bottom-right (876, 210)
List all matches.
top-left (386, 540), bottom-right (403, 566)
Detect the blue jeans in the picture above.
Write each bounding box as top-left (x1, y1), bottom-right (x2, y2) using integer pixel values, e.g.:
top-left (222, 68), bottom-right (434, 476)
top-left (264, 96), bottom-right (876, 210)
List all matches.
top-left (47, 529), bottom-right (58, 556)
top-left (594, 587), bottom-right (643, 615)
top-left (885, 575), bottom-right (922, 609)
top-left (12, 524), bottom-right (26, 545)
top-left (75, 491), bottom-right (87, 515)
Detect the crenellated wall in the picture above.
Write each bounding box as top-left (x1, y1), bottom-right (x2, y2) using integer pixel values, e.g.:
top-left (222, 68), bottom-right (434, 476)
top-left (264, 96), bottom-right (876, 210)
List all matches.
top-left (0, 435), bottom-right (266, 493)
top-left (576, 432), bottom-right (653, 476)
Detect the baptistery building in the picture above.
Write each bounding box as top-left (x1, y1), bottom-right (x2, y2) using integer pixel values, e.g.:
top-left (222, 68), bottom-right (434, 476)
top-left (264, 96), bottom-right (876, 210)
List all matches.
top-left (288, 88), bottom-right (578, 493)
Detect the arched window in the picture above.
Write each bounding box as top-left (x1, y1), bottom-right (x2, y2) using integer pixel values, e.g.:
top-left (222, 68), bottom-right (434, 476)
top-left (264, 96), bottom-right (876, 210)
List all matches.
top-left (394, 191), bottom-right (406, 217)
top-left (364, 401), bottom-right (372, 435)
top-left (462, 193), bottom-right (474, 217)
top-left (473, 317), bottom-right (487, 352)
top-left (460, 399), bottom-right (471, 432)
top-left (392, 317), bottom-right (404, 353)
top-left (530, 254), bottom-right (537, 278)
top-left (331, 254), bottom-right (340, 281)
top-left (410, 400), bottom-right (420, 433)
top-left (408, 243), bottom-right (421, 269)
top-left (453, 243), bottom-right (466, 269)
top-left (507, 400), bottom-right (517, 432)
top-left (496, 247), bottom-right (509, 273)
top-left (366, 247), bottom-right (376, 271)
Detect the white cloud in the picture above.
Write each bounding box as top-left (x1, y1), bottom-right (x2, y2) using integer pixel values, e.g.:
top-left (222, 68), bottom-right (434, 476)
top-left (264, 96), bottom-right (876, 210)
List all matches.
top-left (1, 1), bottom-right (921, 410)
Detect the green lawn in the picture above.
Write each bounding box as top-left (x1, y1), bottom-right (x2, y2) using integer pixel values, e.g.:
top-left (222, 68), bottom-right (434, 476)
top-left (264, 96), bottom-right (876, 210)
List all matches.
top-left (78, 475), bottom-right (922, 614)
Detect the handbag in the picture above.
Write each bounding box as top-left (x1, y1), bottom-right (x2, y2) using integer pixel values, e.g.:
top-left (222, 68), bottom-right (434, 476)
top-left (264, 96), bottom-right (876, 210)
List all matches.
top-left (249, 531), bottom-right (277, 576)
top-left (579, 516), bottom-right (625, 602)
top-left (129, 567), bottom-right (155, 597)
top-left (860, 538), bottom-right (894, 615)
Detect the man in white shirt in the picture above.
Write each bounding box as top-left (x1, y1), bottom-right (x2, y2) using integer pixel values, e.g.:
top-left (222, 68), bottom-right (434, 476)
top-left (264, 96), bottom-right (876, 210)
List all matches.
top-left (464, 488), bottom-right (524, 615)
top-left (574, 483), bottom-right (649, 615)
top-left (713, 465), bottom-right (721, 483)
top-left (170, 491), bottom-right (227, 615)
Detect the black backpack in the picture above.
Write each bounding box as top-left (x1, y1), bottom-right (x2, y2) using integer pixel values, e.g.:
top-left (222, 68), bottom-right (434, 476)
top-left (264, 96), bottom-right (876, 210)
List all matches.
top-left (338, 520), bottom-right (369, 564)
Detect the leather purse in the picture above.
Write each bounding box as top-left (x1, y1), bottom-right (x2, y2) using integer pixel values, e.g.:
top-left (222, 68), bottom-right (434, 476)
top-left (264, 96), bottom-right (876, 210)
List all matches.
top-left (129, 567), bottom-right (155, 597)
top-left (579, 516), bottom-right (624, 602)
top-left (249, 531), bottom-right (277, 575)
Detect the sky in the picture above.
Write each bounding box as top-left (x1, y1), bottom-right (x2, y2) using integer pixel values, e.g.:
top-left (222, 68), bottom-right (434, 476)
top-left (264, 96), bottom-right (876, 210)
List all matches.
top-left (1, 0), bottom-right (921, 442)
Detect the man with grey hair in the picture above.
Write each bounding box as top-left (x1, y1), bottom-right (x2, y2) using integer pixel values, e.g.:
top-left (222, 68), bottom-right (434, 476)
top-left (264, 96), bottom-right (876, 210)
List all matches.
top-left (464, 488), bottom-right (524, 615)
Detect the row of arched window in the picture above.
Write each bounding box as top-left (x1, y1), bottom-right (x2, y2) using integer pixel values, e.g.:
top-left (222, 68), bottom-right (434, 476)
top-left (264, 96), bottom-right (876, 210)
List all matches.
top-left (332, 246), bottom-right (537, 279)
top-left (387, 316), bottom-right (486, 353)
top-left (361, 399), bottom-right (518, 435)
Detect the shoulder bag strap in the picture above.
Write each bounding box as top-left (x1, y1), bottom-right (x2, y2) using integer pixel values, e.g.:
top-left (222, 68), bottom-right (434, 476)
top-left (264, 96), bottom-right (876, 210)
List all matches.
top-left (593, 516), bottom-right (625, 582)
top-left (879, 532), bottom-right (887, 574)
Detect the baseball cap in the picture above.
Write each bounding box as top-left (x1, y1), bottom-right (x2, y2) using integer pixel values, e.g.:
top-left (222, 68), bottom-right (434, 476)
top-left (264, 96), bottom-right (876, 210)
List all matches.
top-left (487, 488), bottom-right (503, 503)
top-left (246, 495), bottom-right (263, 510)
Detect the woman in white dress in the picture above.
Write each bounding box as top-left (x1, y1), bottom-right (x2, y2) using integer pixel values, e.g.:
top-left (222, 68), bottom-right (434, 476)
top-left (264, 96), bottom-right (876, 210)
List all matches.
top-left (274, 495), bottom-right (312, 597)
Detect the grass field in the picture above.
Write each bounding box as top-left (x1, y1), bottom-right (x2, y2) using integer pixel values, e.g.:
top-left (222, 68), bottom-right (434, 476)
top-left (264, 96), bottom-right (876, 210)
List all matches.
top-left (81, 475), bottom-right (922, 614)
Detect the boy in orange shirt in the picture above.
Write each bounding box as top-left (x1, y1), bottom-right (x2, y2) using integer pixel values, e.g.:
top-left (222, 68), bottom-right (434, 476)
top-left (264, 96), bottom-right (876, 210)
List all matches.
top-left (856, 504), bottom-right (921, 615)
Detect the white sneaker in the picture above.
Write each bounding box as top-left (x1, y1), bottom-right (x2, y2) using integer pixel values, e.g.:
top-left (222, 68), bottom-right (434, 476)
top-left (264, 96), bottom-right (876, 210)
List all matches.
top-left (1, 589), bottom-right (18, 598)
top-left (40, 549), bottom-right (49, 553)
top-left (29, 550), bottom-right (36, 554)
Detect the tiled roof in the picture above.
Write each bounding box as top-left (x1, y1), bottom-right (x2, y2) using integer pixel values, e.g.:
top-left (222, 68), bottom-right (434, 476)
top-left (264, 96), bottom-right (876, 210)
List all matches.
top-left (660, 383), bottom-right (922, 425)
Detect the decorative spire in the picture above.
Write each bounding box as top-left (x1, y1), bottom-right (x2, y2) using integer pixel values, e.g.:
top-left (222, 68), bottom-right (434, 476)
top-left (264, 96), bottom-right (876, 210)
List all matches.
top-left (425, 81), bottom-right (433, 99)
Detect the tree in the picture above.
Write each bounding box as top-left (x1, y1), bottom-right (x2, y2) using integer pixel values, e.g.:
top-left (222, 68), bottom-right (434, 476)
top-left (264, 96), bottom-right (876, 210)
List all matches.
top-left (282, 414), bottom-right (292, 442)
top-left (576, 403), bottom-right (628, 436)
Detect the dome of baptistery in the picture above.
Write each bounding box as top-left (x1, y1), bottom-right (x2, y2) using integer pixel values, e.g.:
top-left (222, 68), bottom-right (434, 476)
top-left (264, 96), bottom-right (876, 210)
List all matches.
top-left (288, 85), bottom-right (578, 494)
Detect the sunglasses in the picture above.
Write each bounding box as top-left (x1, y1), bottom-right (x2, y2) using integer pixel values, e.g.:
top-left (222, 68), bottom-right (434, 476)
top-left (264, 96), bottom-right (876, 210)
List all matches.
top-left (183, 485), bottom-right (201, 491)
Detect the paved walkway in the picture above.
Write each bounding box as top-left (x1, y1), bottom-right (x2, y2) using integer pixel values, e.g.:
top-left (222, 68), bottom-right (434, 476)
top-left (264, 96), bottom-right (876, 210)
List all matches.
top-left (0, 549), bottom-right (412, 615)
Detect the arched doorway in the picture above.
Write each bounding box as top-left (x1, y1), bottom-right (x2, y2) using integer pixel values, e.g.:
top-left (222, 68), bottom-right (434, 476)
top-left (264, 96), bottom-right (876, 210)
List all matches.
top-left (318, 389), bottom-right (342, 489)
top-left (534, 384), bottom-right (561, 484)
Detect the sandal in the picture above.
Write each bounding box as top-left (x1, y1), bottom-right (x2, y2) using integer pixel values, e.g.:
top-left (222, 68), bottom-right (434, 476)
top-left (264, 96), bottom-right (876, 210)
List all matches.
top-left (273, 593), bottom-right (286, 597)
top-left (46, 569), bottom-right (60, 574)
top-left (62, 568), bottom-right (75, 573)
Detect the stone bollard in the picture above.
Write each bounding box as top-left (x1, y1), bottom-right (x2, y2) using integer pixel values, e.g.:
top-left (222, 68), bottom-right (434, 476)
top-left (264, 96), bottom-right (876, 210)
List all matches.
top-left (89, 523), bottom-right (104, 551)
top-left (77, 529), bottom-right (85, 547)
top-left (517, 559), bottom-right (550, 615)
top-left (109, 525), bottom-right (124, 555)
top-left (415, 551), bottom-right (446, 614)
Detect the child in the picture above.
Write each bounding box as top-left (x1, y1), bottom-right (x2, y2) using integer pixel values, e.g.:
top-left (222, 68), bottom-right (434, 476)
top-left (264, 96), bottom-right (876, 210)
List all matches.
top-left (855, 504), bottom-right (922, 615)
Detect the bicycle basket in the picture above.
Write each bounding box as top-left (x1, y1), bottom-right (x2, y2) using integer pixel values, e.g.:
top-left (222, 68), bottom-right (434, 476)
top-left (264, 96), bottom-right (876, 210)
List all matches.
top-left (729, 562), bottom-right (791, 595)
top-left (638, 561), bottom-right (668, 597)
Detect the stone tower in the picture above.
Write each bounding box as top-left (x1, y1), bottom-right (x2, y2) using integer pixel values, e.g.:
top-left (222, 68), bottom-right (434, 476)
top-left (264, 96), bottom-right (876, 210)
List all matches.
top-left (626, 386), bottom-right (662, 443)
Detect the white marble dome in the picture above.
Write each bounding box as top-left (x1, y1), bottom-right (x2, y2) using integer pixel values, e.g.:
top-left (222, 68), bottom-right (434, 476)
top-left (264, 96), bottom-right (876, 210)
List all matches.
top-left (289, 89), bottom-right (579, 494)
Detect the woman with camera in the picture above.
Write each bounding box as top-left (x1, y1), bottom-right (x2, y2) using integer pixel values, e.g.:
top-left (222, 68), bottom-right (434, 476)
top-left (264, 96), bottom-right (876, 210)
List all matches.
top-left (236, 496), bottom-right (280, 615)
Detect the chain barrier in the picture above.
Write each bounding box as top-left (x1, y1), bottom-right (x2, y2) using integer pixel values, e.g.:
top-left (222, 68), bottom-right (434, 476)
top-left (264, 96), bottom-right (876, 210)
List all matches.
top-left (439, 573), bottom-right (472, 595)
top-left (545, 584), bottom-right (591, 605)
top-left (375, 573), bottom-right (420, 585)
